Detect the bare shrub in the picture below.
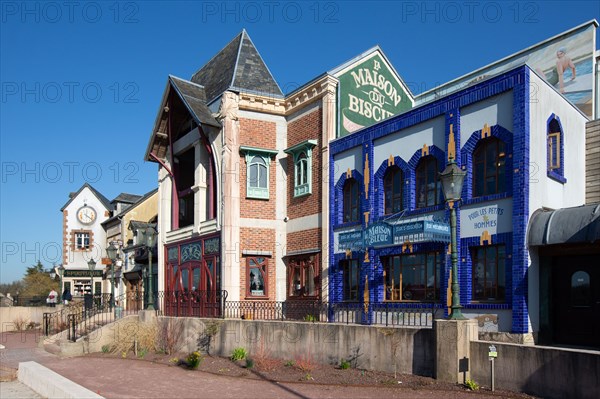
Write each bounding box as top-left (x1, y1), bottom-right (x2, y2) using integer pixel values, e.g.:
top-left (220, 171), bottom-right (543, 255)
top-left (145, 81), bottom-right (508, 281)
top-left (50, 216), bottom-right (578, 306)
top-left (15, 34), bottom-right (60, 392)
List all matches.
top-left (156, 318), bottom-right (185, 355)
top-left (12, 316), bottom-right (30, 331)
top-left (198, 320), bottom-right (222, 355)
top-left (250, 336), bottom-right (279, 371)
top-left (294, 349), bottom-right (316, 372)
top-left (110, 321), bottom-right (156, 356)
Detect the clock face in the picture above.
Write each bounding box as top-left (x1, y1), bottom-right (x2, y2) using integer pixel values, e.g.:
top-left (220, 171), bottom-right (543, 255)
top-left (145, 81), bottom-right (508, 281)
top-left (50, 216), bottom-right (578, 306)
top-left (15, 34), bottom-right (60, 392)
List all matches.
top-left (77, 206), bottom-right (97, 225)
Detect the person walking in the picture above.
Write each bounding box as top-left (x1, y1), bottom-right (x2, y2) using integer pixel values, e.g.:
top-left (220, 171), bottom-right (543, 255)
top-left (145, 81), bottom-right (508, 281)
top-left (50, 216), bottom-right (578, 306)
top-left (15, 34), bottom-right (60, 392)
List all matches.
top-left (47, 289), bottom-right (58, 307)
top-left (62, 288), bottom-right (72, 305)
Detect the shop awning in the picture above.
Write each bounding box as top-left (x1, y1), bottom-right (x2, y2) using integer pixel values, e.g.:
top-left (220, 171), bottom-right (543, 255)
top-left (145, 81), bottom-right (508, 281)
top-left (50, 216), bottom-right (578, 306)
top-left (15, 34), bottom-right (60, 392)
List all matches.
top-left (528, 204), bottom-right (600, 246)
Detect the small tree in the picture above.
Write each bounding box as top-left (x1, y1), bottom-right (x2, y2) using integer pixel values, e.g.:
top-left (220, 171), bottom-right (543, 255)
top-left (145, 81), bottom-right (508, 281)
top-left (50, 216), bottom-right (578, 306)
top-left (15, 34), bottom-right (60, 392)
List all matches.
top-left (21, 261), bottom-right (58, 297)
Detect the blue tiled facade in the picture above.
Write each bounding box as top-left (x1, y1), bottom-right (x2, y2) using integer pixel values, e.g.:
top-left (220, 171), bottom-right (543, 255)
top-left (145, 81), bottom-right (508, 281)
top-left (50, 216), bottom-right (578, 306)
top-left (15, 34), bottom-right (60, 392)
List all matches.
top-left (329, 66), bottom-right (532, 333)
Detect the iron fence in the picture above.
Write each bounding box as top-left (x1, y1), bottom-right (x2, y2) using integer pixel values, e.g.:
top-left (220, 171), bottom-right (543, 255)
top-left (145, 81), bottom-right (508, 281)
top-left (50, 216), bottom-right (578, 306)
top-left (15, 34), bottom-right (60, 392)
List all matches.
top-left (43, 289), bottom-right (437, 341)
top-left (12, 296), bottom-right (49, 307)
top-left (223, 300), bottom-right (437, 328)
top-left (43, 292), bottom-right (146, 341)
top-left (156, 290), bottom-right (227, 318)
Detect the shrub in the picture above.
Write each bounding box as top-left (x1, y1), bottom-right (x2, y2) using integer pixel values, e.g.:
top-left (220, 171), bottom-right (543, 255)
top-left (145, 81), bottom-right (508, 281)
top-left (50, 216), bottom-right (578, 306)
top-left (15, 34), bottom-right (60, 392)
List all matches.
top-left (156, 318), bottom-right (185, 355)
top-left (13, 316), bottom-right (30, 331)
top-left (465, 379), bottom-right (479, 391)
top-left (339, 359), bottom-right (351, 369)
top-left (230, 347), bottom-right (248, 361)
top-left (250, 336), bottom-right (279, 371)
top-left (284, 360), bottom-right (295, 367)
top-left (303, 314), bottom-right (317, 322)
top-left (245, 358), bottom-right (254, 369)
top-left (294, 352), bottom-right (315, 372)
top-left (101, 345), bottom-right (110, 353)
top-left (186, 351), bottom-right (203, 369)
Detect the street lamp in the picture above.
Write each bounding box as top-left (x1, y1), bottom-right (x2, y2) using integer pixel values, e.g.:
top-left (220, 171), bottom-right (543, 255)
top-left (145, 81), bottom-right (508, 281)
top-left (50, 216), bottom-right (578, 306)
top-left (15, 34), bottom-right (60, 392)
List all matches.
top-left (106, 243), bottom-right (118, 311)
top-left (87, 258), bottom-right (96, 298)
top-left (57, 265), bottom-right (65, 296)
top-left (138, 226), bottom-right (157, 310)
top-left (439, 156), bottom-right (467, 320)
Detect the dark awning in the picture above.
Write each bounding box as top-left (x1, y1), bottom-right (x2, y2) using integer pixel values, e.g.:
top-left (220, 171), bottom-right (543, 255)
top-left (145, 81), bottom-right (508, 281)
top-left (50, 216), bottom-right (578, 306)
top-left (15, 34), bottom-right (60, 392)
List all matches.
top-left (528, 204), bottom-right (600, 246)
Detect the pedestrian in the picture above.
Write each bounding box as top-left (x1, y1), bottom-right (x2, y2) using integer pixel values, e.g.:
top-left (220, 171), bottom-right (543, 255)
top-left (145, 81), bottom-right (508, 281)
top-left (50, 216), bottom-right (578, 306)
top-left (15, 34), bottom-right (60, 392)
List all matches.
top-left (62, 288), bottom-right (72, 305)
top-left (47, 288), bottom-right (58, 307)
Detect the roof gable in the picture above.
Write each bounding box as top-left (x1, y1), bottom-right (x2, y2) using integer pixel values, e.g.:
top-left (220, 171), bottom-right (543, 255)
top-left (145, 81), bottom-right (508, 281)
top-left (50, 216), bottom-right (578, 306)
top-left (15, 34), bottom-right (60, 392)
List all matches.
top-left (60, 183), bottom-right (111, 211)
top-left (190, 29), bottom-right (282, 103)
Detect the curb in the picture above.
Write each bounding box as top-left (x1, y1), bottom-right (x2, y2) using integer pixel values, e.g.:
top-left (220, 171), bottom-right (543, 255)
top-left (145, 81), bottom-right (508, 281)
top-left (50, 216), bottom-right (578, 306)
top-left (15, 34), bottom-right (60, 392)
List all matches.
top-left (18, 361), bottom-right (104, 399)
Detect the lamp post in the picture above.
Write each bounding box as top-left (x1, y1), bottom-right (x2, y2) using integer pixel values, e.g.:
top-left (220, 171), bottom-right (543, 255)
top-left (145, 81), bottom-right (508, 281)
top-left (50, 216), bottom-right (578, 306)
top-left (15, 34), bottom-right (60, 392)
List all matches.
top-left (57, 265), bottom-right (65, 296)
top-left (138, 226), bottom-right (156, 310)
top-left (87, 258), bottom-right (96, 300)
top-left (107, 243), bottom-right (118, 311)
top-left (439, 156), bottom-right (467, 320)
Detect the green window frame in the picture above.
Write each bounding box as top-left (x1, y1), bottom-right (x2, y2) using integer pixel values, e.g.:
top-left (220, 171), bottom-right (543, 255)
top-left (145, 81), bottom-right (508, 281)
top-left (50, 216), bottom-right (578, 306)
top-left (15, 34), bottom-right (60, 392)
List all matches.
top-left (240, 146), bottom-right (278, 200)
top-left (284, 139), bottom-right (317, 198)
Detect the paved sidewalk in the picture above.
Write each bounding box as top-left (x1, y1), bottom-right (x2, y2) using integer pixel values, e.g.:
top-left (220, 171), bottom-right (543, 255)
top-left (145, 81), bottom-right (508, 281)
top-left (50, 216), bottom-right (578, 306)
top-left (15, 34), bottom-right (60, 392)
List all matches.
top-left (0, 381), bottom-right (43, 399)
top-left (0, 331), bottom-right (511, 399)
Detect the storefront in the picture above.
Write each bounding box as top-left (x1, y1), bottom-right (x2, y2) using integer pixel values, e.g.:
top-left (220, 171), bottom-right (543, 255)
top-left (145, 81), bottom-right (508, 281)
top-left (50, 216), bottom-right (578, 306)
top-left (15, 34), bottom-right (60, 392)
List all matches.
top-left (329, 65), bottom-right (588, 336)
top-left (164, 234), bottom-right (222, 317)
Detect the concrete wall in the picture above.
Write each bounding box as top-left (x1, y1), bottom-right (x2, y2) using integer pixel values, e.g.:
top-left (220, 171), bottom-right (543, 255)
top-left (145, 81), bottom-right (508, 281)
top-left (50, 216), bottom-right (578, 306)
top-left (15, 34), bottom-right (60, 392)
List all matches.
top-left (1, 306), bottom-right (59, 332)
top-left (470, 340), bottom-right (600, 399)
top-left (164, 317), bottom-right (434, 376)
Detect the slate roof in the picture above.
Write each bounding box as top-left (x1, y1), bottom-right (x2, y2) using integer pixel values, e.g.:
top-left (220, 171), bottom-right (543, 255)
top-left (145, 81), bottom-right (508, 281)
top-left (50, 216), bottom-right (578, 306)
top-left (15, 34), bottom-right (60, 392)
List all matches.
top-left (169, 76), bottom-right (220, 128)
top-left (190, 29), bottom-right (283, 104)
top-left (112, 193), bottom-right (143, 204)
top-left (101, 188), bottom-right (158, 226)
top-left (60, 183), bottom-right (112, 211)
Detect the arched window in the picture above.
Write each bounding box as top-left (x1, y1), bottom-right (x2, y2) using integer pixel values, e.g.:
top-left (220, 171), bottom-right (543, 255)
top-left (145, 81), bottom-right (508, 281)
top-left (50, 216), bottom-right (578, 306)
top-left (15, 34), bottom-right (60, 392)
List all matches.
top-left (343, 179), bottom-right (359, 223)
top-left (384, 166), bottom-right (403, 215)
top-left (249, 156), bottom-right (267, 188)
top-left (473, 137), bottom-right (506, 197)
top-left (416, 156), bottom-right (439, 208)
top-left (547, 115), bottom-right (565, 183)
top-left (296, 152), bottom-right (308, 187)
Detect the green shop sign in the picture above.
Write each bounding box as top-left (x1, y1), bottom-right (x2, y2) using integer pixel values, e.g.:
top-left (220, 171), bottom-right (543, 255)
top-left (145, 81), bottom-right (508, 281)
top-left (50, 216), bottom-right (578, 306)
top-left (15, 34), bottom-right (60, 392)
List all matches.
top-left (64, 270), bottom-right (103, 278)
top-left (337, 53), bottom-right (412, 137)
top-left (337, 220), bottom-right (450, 252)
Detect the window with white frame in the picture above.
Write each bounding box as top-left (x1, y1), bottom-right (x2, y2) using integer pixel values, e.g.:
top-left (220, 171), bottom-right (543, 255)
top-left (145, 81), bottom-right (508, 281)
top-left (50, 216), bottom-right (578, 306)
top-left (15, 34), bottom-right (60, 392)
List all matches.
top-left (284, 140), bottom-right (317, 198)
top-left (73, 231), bottom-right (91, 250)
top-left (241, 146), bottom-right (278, 200)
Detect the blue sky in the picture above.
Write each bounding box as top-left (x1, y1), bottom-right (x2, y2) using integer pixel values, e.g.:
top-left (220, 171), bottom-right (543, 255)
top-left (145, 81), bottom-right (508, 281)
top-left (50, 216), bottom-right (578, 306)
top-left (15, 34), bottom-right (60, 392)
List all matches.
top-left (1, 1), bottom-right (599, 283)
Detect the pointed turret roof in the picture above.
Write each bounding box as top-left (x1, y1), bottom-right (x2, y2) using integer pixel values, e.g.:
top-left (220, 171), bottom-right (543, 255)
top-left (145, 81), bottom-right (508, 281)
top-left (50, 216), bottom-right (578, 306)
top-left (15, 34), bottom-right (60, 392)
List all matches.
top-left (191, 29), bottom-right (283, 103)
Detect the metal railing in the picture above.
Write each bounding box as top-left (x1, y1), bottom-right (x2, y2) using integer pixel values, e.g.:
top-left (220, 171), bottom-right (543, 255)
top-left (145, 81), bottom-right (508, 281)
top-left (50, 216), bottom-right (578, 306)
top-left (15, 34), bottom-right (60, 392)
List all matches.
top-left (43, 290), bottom-right (437, 342)
top-left (223, 300), bottom-right (437, 328)
top-left (43, 292), bottom-right (144, 341)
top-left (12, 296), bottom-right (50, 307)
top-left (156, 290), bottom-right (227, 318)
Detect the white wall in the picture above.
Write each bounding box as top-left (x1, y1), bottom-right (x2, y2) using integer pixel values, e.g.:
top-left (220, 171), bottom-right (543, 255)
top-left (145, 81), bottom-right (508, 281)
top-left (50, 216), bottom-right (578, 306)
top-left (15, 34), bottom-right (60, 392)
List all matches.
top-left (333, 146), bottom-right (362, 185)
top-left (63, 186), bottom-right (109, 296)
top-left (373, 116), bottom-right (445, 167)
top-left (460, 91), bottom-right (513, 145)
top-left (528, 71), bottom-right (587, 212)
top-left (64, 187), bottom-right (109, 269)
top-left (526, 70), bottom-right (588, 334)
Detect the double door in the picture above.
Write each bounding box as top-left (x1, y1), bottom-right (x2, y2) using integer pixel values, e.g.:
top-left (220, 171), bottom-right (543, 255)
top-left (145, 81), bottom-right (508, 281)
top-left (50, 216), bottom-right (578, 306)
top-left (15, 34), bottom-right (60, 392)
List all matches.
top-left (166, 256), bottom-right (221, 317)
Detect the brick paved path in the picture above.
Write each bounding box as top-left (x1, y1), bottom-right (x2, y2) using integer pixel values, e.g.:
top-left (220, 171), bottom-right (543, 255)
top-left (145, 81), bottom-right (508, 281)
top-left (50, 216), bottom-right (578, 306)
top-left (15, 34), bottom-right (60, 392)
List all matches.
top-left (0, 332), bottom-right (513, 399)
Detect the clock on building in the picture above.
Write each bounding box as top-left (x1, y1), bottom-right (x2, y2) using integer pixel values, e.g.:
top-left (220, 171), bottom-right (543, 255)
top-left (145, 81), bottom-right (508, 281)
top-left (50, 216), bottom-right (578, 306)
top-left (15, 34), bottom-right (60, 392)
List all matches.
top-left (77, 205), bottom-right (97, 224)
